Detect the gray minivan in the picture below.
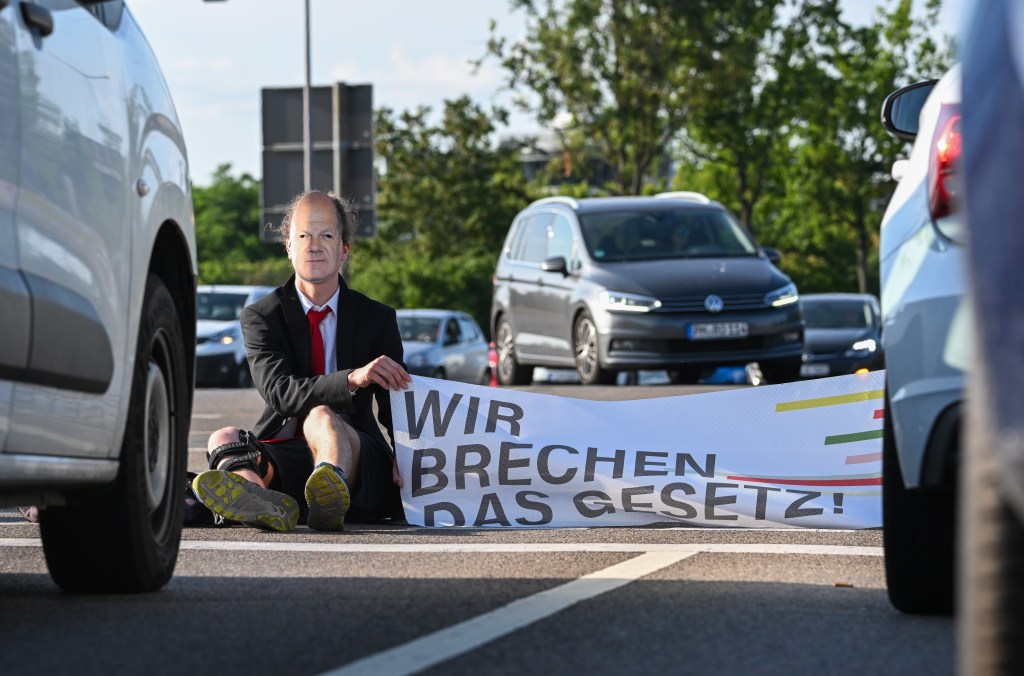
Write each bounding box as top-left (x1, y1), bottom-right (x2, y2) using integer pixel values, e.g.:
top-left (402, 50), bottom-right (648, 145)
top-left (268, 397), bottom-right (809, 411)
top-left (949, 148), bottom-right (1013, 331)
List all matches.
top-left (490, 193), bottom-right (804, 385)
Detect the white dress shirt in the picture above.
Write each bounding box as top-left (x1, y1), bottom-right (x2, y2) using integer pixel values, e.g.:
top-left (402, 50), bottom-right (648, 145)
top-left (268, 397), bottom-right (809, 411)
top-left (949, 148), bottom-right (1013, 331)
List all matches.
top-left (295, 281), bottom-right (340, 374)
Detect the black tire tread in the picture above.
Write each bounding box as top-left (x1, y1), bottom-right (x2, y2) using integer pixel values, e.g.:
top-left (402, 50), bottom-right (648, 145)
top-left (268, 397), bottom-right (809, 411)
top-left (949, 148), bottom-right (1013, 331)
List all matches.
top-left (40, 275), bottom-right (188, 593)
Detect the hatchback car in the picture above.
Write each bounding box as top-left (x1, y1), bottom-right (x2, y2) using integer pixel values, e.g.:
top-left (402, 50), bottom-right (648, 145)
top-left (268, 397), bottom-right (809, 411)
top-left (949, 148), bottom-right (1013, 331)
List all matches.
top-left (398, 309), bottom-right (491, 384)
top-left (878, 64), bottom-right (965, 615)
top-left (196, 285), bottom-right (273, 387)
top-left (798, 293), bottom-right (883, 378)
top-left (491, 193), bottom-right (804, 385)
top-left (0, 1), bottom-right (196, 593)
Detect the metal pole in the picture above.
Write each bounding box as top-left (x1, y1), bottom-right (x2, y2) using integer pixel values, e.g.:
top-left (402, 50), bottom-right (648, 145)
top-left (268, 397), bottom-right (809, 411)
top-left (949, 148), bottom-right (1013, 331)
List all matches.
top-left (302, 0), bottom-right (312, 191)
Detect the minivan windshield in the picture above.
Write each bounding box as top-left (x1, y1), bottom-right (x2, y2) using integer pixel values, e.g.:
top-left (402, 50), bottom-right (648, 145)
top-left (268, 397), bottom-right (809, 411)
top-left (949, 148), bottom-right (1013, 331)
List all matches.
top-left (802, 299), bottom-right (876, 329)
top-left (197, 292), bottom-right (249, 321)
top-left (579, 208), bottom-right (759, 261)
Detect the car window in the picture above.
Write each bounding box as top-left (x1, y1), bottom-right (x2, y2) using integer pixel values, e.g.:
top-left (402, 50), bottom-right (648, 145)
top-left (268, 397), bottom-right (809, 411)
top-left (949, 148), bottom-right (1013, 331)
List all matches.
top-left (802, 300), bottom-right (874, 329)
top-left (398, 317), bottom-right (441, 342)
top-left (458, 317), bottom-right (481, 341)
top-left (197, 292), bottom-right (250, 321)
top-left (548, 214), bottom-right (574, 262)
top-left (580, 208), bottom-right (758, 261)
top-left (511, 213), bottom-right (554, 262)
top-left (444, 318), bottom-right (462, 344)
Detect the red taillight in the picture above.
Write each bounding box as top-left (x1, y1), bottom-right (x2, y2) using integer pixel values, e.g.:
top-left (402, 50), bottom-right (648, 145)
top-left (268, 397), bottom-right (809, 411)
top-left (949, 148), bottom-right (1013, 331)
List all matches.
top-left (928, 103), bottom-right (962, 220)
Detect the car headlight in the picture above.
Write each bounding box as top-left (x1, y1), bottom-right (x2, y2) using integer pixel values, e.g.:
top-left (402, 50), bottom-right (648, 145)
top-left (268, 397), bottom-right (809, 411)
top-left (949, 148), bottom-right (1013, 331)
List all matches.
top-left (765, 283), bottom-right (799, 307)
top-left (844, 338), bottom-right (877, 357)
top-left (199, 329), bottom-right (237, 346)
top-left (599, 291), bottom-right (662, 313)
top-left (407, 352), bottom-right (430, 367)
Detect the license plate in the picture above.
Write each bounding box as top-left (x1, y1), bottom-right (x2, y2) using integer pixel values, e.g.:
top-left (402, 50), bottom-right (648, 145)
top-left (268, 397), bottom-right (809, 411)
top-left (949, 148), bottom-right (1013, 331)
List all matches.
top-left (687, 322), bottom-right (749, 340)
top-left (800, 363), bottom-right (830, 377)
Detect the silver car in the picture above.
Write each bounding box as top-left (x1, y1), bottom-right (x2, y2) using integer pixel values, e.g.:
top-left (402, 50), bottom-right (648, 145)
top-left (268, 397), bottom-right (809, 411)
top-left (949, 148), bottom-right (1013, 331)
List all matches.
top-left (0, 1), bottom-right (196, 592)
top-left (196, 285), bottom-right (274, 387)
top-left (878, 65), bottom-right (965, 615)
top-left (398, 309), bottom-right (491, 385)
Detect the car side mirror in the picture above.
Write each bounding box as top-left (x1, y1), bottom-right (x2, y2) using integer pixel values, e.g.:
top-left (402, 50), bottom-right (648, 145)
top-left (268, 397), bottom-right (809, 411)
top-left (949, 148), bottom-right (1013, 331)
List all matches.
top-left (541, 256), bottom-right (569, 276)
top-left (881, 79), bottom-right (938, 140)
top-left (762, 247), bottom-right (782, 265)
top-left (891, 158), bottom-right (911, 182)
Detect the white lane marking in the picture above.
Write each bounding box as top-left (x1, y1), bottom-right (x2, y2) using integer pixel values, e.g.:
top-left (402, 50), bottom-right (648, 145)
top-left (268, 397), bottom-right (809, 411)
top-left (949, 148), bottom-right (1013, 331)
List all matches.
top-left (0, 538), bottom-right (882, 557)
top-left (320, 551), bottom-right (695, 676)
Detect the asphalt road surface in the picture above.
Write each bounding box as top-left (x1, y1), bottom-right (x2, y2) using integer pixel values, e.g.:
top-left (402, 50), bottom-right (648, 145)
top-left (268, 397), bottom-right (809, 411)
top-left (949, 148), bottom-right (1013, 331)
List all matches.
top-left (0, 380), bottom-right (952, 676)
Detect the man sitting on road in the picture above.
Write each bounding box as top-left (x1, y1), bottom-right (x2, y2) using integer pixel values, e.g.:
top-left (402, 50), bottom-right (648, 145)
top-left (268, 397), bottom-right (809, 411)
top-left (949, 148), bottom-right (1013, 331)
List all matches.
top-left (191, 190), bottom-right (411, 532)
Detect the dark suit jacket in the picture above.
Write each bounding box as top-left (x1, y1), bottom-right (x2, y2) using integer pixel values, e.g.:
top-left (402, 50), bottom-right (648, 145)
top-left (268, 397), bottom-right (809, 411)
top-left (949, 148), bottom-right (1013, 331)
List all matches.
top-left (240, 274), bottom-right (404, 452)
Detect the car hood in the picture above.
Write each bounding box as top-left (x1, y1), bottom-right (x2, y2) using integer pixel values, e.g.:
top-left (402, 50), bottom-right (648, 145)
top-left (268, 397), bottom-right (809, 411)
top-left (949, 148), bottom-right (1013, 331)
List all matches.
top-left (402, 342), bottom-right (436, 358)
top-left (585, 256), bottom-right (790, 297)
top-left (197, 319), bottom-right (237, 338)
top-left (804, 327), bottom-right (875, 352)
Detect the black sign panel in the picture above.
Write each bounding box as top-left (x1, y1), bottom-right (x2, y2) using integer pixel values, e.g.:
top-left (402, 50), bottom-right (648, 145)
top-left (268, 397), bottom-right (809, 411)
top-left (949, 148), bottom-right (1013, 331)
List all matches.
top-left (260, 83), bottom-right (375, 241)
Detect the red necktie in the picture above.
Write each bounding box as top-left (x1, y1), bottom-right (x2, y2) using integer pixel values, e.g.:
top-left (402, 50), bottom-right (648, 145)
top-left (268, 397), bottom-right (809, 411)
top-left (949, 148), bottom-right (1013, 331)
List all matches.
top-left (307, 307), bottom-right (331, 376)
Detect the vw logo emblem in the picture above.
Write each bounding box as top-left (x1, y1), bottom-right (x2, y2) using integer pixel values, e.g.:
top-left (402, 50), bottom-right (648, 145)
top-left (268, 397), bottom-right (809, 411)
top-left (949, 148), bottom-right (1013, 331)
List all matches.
top-left (704, 294), bottom-right (724, 313)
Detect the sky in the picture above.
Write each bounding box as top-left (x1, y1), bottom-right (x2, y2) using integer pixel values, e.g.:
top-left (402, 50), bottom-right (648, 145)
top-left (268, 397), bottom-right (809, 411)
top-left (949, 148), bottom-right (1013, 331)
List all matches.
top-left (129, 0), bottom-right (965, 185)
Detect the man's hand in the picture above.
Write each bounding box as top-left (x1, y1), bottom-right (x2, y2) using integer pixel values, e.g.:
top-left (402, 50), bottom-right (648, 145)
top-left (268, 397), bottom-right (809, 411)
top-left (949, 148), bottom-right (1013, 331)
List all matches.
top-left (348, 355), bottom-right (412, 391)
top-left (392, 458), bottom-right (403, 488)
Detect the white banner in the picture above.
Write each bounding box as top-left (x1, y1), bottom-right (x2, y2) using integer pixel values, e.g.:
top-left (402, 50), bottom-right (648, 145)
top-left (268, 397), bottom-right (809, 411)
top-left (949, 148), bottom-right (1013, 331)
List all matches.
top-left (391, 371), bottom-right (884, 529)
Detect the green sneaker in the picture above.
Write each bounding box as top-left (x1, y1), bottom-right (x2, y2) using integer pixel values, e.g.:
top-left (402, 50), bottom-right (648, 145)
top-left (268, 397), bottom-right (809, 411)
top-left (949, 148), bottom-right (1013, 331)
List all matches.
top-left (191, 470), bottom-right (299, 533)
top-left (304, 462), bottom-right (351, 531)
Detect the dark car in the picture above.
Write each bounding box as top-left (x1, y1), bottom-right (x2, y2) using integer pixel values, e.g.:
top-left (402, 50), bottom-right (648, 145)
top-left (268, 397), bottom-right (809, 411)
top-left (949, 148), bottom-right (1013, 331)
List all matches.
top-left (798, 293), bottom-right (883, 378)
top-left (398, 309), bottom-right (491, 384)
top-left (491, 192), bottom-right (805, 385)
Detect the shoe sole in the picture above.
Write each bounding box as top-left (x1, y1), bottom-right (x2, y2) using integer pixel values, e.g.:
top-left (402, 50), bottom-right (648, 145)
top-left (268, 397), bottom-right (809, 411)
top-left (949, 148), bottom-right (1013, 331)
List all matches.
top-left (191, 470), bottom-right (299, 533)
top-left (305, 464), bottom-right (351, 531)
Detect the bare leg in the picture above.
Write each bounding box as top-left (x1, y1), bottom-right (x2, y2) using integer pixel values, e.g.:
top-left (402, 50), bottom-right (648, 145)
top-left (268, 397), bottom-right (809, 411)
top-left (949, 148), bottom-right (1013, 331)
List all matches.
top-left (302, 406), bottom-right (358, 530)
top-left (206, 427), bottom-right (275, 487)
top-left (192, 427), bottom-right (296, 532)
top-left (303, 406), bottom-right (361, 481)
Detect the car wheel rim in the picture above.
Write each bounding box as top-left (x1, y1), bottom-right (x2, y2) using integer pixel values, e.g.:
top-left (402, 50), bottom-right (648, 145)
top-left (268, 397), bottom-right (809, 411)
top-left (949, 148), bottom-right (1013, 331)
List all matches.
top-left (575, 317), bottom-right (598, 379)
top-left (144, 335), bottom-right (172, 514)
top-left (497, 322), bottom-right (516, 381)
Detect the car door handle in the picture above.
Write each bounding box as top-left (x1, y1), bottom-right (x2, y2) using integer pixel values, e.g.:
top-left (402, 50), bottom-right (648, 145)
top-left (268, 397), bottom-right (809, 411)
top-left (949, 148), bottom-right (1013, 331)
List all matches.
top-left (21, 2), bottom-right (54, 37)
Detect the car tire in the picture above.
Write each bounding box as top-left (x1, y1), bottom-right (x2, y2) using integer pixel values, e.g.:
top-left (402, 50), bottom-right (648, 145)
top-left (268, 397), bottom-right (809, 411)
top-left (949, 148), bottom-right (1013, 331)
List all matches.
top-left (757, 358), bottom-right (801, 384)
top-left (959, 372), bottom-right (1024, 673)
top-left (495, 318), bottom-right (532, 386)
top-left (39, 275), bottom-right (188, 593)
top-left (235, 361), bottom-right (253, 388)
top-left (431, 367), bottom-right (446, 380)
top-left (668, 366), bottom-right (704, 384)
top-left (881, 391), bottom-right (955, 615)
top-left (574, 312), bottom-right (615, 386)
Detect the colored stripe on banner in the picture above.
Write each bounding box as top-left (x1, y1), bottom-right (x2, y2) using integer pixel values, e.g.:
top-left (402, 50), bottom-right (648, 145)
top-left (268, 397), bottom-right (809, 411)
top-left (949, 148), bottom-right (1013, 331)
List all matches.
top-left (845, 452), bottom-right (883, 465)
top-left (824, 429), bottom-right (884, 445)
top-left (775, 389), bottom-right (884, 413)
top-left (727, 474), bottom-right (882, 487)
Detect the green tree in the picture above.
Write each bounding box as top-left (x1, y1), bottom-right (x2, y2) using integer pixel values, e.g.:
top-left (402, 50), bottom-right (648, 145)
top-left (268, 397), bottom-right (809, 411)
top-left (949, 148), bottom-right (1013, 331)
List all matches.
top-left (350, 97), bottom-right (533, 333)
top-left (673, 0), bottom-right (951, 294)
top-left (764, 0), bottom-right (951, 293)
top-left (673, 0), bottom-right (818, 233)
top-left (486, 0), bottom-right (714, 194)
top-left (193, 164), bottom-right (289, 284)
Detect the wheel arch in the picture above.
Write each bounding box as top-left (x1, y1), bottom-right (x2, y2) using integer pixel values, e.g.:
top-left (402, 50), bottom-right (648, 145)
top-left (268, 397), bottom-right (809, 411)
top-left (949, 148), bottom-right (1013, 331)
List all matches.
top-left (919, 401), bottom-right (962, 489)
top-left (148, 220), bottom-right (197, 399)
